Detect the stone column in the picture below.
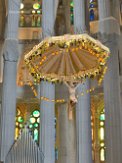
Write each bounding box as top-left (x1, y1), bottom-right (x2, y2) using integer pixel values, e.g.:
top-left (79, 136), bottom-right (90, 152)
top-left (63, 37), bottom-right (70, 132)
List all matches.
top-left (0, 43), bottom-right (3, 82)
top-left (40, 82), bottom-right (55, 163)
top-left (6, 0), bottom-right (20, 39)
top-left (76, 80), bottom-right (92, 163)
top-left (56, 84), bottom-right (76, 163)
top-left (103, 39), bottom-right (122, 163)
top-left (98, 0), bottom-right (122, 163)
top-left (0, 40), bottom-right (19, 162)
top-left (74, 0), bottom-right (86, 33)
top-left (62, 0), bottom-right (71, 33)
top-left (112, 0), bottom-right (121, 22)
top-left (0, 0), bottom-right (20, 162)
top-left (41, 0), bottom-right (55, 38)
top-left (74, 0), bottom-right (92, 163)
top-left (58, 103), bottom-right (69, 163)
top-left (98, 0), bottom-right (111, 20)
top-left (40, 1), bottom-right (58, 163)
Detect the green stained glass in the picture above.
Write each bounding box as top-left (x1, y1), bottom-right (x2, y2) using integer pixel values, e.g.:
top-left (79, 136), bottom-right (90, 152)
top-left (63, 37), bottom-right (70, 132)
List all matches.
top-left (37, 10), bottom-right (41, 14)
top-left (70, 1), bottom-right (74, 7)
top-left (70, 14), bottom-right (74, 25)
top-left (33, 110), bottom-right (40, 117)
top-left (29, 124), bottom-right (33, 128)
top-left (34, 123), bottom-right (38, 128)
top-left (18, 116), bottom-right (24, 123)
top-left (33, 3), bottom-right (41, 10)
top-left (100, 114), bottom-right (105, 121)
top-left (34, 129), bottom-right (38, 141)
top-left (19, 124), bottom-right (23, 128)
top-left (30, 117), bottom-right (36, 124)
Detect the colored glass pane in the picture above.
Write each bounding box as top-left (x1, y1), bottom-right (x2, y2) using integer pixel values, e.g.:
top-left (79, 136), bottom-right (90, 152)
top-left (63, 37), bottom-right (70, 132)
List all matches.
top-left (18, 116), bottom-right (24, 123)
top-left (37, 10), bottom-right (41, 14)
top-left (37, 118), bottom-right (40, 123)
top-left (17, 109), bottom-right (21, 116)
top-left (71, 14), bottom-right (74, 25)
top-left (33, 3), bottom-right (41, 10)
top-left (70, 1), bottom-right (74, 7)
top-left (20, 3), bottom-right (24, 10)
top-left (34, 123), bottom-right (39, 128)
top-left (16, 122), bottom-right (19, 126)
top-left (100, 148), bottom-right (105, 161)
top-left (30, 117), bottom-right (36, 123)
top-left (100, 127), bottom-right (104, 140)
top-left (19, 124), bottom-right (23, 128)
top-left (32, 10), bottom-right (36, 14)
top-left (100, 143), bottom-right (105, 147)
top-left (90, 4), bottom-right (94, 8)
top-left (100, 121), bottom-right (104, 126)
top-left (90, 9), bottom-right (95, 21)
top-left (29, 124), bottom-right (33, 129)
top-left (34, 129), bottom-right (38, 141)
top-left (100, 114), bottom-right (105, 121)
top-left (33, 110), bottom-right (40, 117)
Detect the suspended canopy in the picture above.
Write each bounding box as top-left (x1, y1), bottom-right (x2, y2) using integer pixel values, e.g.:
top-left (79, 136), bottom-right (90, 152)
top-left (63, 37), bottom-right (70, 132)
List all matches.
top-left (24, 34), bottom-right (110, 83)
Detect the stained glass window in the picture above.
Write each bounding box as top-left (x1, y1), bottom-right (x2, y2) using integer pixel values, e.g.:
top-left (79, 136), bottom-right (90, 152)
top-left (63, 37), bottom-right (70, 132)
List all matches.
top-left (89, 0), bottom-right (98, 21)
top-left (29, 109), bottom-right (40, 143)
top-left (99, 110), bottom-right (105, 162)
top-left (19, 1), bottom-right (42, 27)
top-left (70, 1), bottom-right (74, 25)
top-left (15, 109), bottom-right (24, 139)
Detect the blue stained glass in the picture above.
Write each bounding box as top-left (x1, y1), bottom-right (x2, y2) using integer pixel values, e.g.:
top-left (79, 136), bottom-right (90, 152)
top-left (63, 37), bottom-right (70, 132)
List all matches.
top-left (90, 9), bottom-right (95, 21)
top-left (90, 4), bottom-right (94, 8)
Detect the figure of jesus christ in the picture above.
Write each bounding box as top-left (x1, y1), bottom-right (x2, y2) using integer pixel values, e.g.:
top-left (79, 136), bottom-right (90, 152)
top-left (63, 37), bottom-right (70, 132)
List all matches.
top-left (64, 81), bottom-right (80, 103)
top-left (64, 81), bottom-right (80, 120)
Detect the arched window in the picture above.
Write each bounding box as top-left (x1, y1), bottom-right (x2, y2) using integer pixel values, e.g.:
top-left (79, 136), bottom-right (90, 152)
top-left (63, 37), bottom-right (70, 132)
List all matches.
top-left (15, 109), bottom-right (24, 139)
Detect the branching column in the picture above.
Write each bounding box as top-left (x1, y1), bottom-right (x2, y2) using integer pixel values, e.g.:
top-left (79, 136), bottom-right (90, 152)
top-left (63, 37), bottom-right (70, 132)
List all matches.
top-left (74, 1), bottom-right (92, 163)
top-left (98, 0), bottom-right (122, 163)
top-left (0, 0), bottom-right (20, 161)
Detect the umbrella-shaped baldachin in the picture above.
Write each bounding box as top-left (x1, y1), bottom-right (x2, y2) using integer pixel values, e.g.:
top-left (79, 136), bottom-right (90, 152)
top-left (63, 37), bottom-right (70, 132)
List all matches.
top-left (24, 34), bottom-right (110, 83)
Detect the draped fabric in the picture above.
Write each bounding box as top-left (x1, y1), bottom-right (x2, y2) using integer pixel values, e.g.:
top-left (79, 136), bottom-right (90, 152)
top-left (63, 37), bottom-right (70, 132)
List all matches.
top-left (5, 126), bottom-right (44, 163)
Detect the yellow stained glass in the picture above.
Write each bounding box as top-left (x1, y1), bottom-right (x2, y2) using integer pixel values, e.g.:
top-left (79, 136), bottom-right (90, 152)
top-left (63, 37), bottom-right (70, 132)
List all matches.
top-left (33, 3), bottom-right (41, 10)
top-left (30, 117), bottom-right (36, 124)
top-left (100, 148), bottom-right (105, 161)
top-left (100, 127), bottom-right (104, 140)
top-left (100, 121), bottom-right (104, 126)
top-left (100, 143), bottom-right (105, 147)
